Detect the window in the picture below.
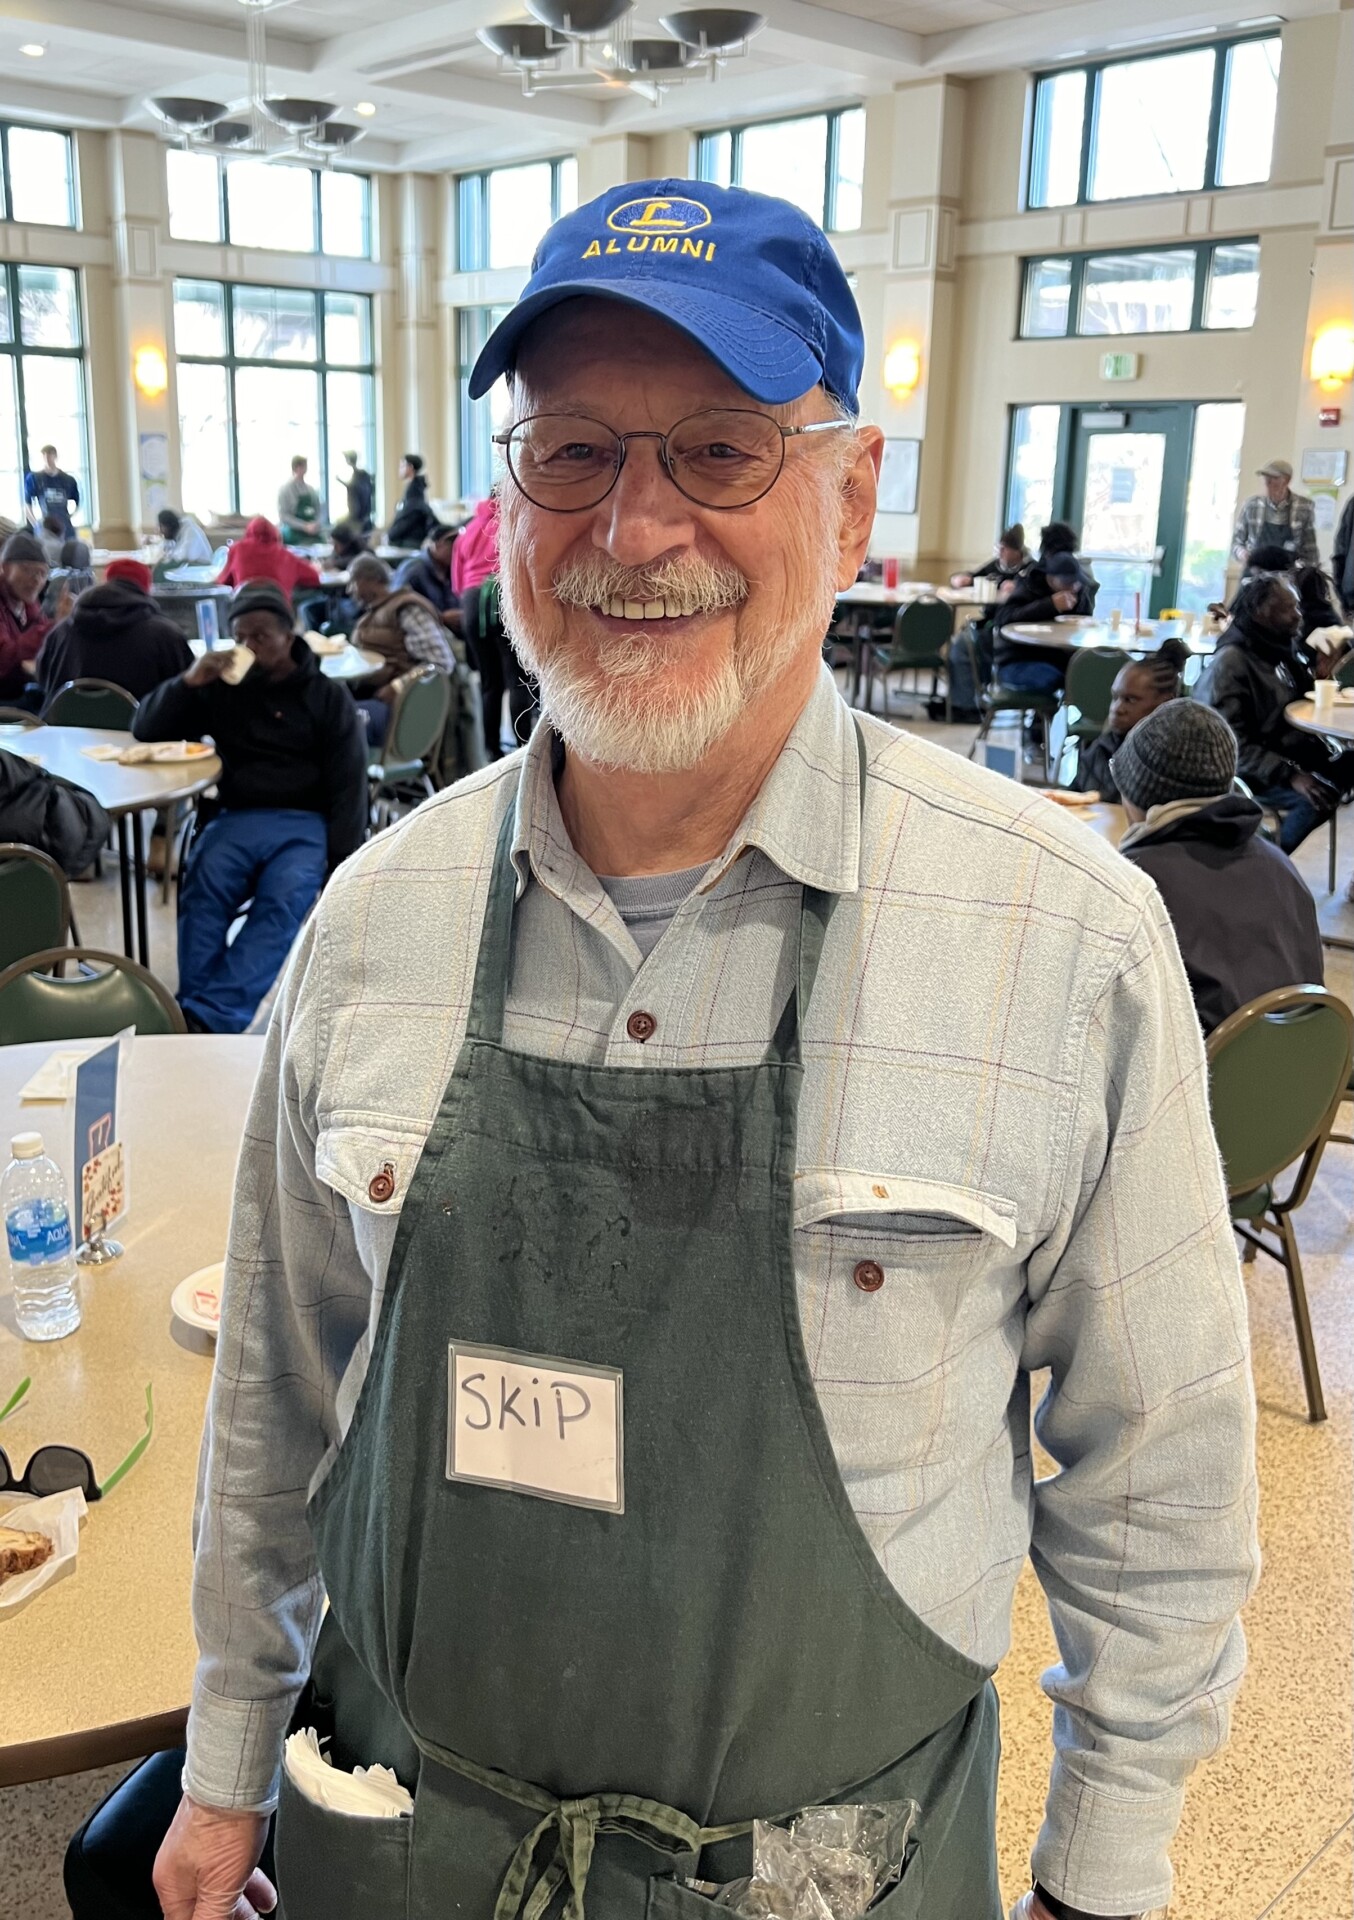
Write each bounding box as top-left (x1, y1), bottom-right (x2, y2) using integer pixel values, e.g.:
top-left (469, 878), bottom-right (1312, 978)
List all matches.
top-left (0, 123), bottom-right (76, 228)
top-left (165, 152), bottom-right (373, 257)
top-left (1178, 402), bottom-right (1245, 612)
top-left (172, 279), bottom-right (376, 522)
top-left (1005, 404), bottom-right (1061, 536)
top-left (1018, 241), bottom-right (1259, 338)
top-left (696, 106), bottom-right (867, 232)
top-left (0, 263), bottom-right (90, 523)
top-left (457, 159), bottom-right (578, 273)
top-left (1026, 34), bottom-right (1281, 208)
top-left (457, 305), bottom-right (511, 500)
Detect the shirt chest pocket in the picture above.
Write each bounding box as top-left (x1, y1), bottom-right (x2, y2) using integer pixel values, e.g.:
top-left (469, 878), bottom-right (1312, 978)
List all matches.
top-left (316, 1121), bottom-right (427, 1277)
top-left (793, 1171), bottom-right (1021, 1471)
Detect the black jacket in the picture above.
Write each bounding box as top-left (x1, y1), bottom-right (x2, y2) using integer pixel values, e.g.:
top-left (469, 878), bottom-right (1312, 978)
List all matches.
top-left (35, 583), bottom-right (193, 704)
top-left (993, 560), bottom-right (1098, 672)
top-left (0, 746), bottom-right (111, 876)
top-left (1195, 618), bottom-right (1333, 789)
top-left (1070, 729), bottom-right (1124, 802)
top-left (132, 638), bottom-right (368, 871)
top-left (1333, 494), bottom-right (1354, 616)
top-left (387, 474), bottom-right (435, 549)
top-left (1121, 795), bottom-right (1324, 1033)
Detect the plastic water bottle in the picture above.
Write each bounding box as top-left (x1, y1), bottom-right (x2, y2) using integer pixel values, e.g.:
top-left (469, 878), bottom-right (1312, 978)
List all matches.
top-left (4, 1132), bottom-right (81, 1341)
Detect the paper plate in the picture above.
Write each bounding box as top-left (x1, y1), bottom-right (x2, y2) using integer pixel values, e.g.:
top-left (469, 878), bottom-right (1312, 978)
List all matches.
top-left (149, 741), bottom-right (214, 764)
top-left (172, 1262), bottom-right (223, 1334)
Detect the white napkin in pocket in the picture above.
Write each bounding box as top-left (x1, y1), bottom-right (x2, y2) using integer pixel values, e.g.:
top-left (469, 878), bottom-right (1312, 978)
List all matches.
top-left (283, 1728), bottom-right (413, 1817)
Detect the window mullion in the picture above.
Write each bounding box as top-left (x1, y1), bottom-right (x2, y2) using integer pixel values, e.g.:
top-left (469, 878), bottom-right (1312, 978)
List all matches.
top-left (1203, 45), bottom-right (1227, 191)
top-left (824, 109), bottom-right (839, 232)
top-left (1, 127), bottom-right (9, 223)
top-left (1078, 65), bottom-right (1097, 204)
top-left (1191, 244), bottom-right (1208, 331)
top-left (1068, 254), bottom-right (1086, 337)
top-left (11, 268), bottom-right (31, 476)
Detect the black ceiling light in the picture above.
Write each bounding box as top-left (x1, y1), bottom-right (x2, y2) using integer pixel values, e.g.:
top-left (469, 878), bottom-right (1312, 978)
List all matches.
top-left (478, 21), bottom-right (559, 63)
top-left (526, 0), bottom-right (634, 39)
top-left (659, 7), bottom-right (765, 52)
top-left (149, 96), bottom-right (228, 131)
top-left (262, 97), bottom-right (337, 131)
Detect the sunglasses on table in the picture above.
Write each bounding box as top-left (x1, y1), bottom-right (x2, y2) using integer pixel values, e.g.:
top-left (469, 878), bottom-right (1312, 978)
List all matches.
top-left (0, 1380), bottom-right (154, 1502)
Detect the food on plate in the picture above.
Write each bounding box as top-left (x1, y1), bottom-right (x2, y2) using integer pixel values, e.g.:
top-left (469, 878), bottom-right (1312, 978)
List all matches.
top-left (193, 1285), bottom-right (221, 1323)
top-left (0, 1524), bottom-right (53, 1586)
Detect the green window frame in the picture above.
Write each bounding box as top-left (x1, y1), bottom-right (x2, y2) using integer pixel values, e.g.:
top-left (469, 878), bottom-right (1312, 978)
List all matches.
top-left (1018, 239), bottom-right (1260, 339)
top-left (456, 159), bottom-right (578, 273)
top-left (0, 260), bottom-right (91, 523)
top-left (695, 105), bottom-right (866, 232)
top-left (172, 278), bottom-right (376, 518)
top-left (0, 121), bottom-right (77, 228)
top-left (1026, 33), bottom-right (1282, 210)
top-left (165, 152), bottom-right (374, 258)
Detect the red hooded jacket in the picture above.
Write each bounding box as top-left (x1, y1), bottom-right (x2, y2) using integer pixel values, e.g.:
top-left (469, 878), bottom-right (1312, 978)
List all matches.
top-left (216, 517), bottom-right (321, 596)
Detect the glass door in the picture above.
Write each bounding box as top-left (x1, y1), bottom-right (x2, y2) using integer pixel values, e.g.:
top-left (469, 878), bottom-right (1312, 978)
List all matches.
top-left (1067, 405), bottom-right (1191, 617)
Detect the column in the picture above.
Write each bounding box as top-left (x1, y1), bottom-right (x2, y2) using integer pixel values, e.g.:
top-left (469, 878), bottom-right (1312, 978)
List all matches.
top-left (104, 131), bottom-right (177, 546)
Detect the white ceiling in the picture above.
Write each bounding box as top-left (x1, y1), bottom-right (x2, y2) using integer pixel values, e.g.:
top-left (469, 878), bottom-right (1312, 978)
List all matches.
top-left (0, 0), bottom-right (1330, 174)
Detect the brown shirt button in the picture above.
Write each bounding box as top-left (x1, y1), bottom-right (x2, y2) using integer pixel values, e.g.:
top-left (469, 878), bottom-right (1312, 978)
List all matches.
top-left (626, 1009), bottom-right (657, 1043)
top-left (853, 1259), bottom-right (885, 1293)
top-left (368, 1163), bottom-right (396, 1204)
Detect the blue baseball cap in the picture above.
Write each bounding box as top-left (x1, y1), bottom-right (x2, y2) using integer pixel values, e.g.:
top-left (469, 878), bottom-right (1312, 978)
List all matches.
top-left (467, 178), bottom-right (864, 413)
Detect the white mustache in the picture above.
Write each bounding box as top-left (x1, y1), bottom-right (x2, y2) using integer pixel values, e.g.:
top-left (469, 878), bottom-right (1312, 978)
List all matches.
top-left (552, 553), bottom-right (748, 618)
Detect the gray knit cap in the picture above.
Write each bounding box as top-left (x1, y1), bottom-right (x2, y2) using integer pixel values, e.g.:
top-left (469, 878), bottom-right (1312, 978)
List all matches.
top-left (227, 578), bottom-right (295, 628)
top-left (1110, 698), bottom-right (1237, 812)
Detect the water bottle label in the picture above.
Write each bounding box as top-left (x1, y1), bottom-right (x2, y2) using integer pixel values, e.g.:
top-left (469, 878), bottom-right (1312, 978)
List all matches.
top-left (6, 1200), bottom-right (73, 1265)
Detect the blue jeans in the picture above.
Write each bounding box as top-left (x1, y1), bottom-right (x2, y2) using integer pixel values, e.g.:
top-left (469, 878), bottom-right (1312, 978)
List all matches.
top-left (178, 810), bottom-right (327, 1032)
top-left (997, 660), bottom-right (1063, 693)
top-left (1251, 781), bottom-right (1332, 855)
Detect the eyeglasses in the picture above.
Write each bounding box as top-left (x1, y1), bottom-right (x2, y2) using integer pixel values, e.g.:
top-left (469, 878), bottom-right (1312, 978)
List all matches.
top-left (0, 1381), bottom-right (153, 1502)
top-left (492, 409), bottom-right (853, 513)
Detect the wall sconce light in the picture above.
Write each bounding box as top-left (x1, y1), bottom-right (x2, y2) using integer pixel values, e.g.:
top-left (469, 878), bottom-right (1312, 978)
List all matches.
top-left (883, 341), bottom-right (921, 396)
top-left (1310, 324), bottom-right (1354, 390)
top-left (133, 347), bottom-right (168, 398)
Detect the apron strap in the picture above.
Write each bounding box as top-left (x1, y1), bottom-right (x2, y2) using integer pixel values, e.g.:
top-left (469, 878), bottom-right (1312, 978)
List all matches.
top-left (467, 716), bottom-right (869, 1060)
top-left (409, 1728), bottom-right (752, 1920)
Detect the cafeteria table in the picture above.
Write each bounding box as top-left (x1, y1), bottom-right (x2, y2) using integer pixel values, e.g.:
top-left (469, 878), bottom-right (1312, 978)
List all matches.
top-left (0, 1032), bottom-right (264, 1787)
top-left (1000, 617), bottom-right (1214, 657)
top-left (0, 725), bottom-right (221, 968)
top-left (1285, 692), bottom-right (1354, 745)
top-left (189, 637), bottom-right (382, 684)
top-left (832, 583), bottom-right (994, 705)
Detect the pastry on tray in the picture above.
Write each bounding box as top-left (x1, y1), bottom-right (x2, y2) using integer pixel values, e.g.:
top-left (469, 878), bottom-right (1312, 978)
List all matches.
top-left (0, 1524), bottom-right (53, 1586)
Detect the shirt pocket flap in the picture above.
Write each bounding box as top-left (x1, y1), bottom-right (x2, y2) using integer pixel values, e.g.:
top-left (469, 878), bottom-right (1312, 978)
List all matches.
top-left (315, 1122), bottom-right (424, 1215)
top-left (793, 1169), bottom-right (1018, 1248)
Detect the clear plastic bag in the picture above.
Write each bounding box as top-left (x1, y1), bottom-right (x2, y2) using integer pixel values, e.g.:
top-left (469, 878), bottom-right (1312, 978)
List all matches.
top-left (689, 1800), bottom-right (919, 1920)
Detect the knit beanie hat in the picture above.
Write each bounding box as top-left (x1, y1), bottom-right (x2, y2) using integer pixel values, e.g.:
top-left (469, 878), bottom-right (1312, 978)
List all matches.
top-left (106, 558), bottom-right (152, 593)
top-left (228, 578), bottom-right (295, 628)
top-left (1, 531), bottom-right (46, 565)
top-left (1110, 698), bottom-right (1237, 812)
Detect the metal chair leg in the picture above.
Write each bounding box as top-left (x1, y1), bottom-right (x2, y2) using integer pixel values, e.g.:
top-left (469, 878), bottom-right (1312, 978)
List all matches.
top-left (1328, 808), bottom-right (1338, 896)
top-left (1276, 1208), bottom-right (1326, 1423)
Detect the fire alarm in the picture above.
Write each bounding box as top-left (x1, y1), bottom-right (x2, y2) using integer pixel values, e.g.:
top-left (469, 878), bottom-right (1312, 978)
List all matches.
top-left (1318, 406), bottom-right (1341, 427)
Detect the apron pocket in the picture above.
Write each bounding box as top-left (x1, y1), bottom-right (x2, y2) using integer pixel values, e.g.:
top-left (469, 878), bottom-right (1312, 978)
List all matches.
top-left (275, 1764), bottom-right (413, 1920)
top-left (644, 1841), bottom-right (924, 1920)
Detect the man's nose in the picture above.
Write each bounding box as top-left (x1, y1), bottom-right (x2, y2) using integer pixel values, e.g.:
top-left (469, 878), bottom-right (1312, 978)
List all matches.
top-left (591, 439), bottom-right (698, 568)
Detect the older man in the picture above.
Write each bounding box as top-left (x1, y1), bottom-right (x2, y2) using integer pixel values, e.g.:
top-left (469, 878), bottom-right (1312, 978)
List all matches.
top-left (153, 183), bottom-right (1255, 1920)
top-left (1231, 457), bottom-right (1319, 565)
top-left (348, 552), bottom-right (456, 743)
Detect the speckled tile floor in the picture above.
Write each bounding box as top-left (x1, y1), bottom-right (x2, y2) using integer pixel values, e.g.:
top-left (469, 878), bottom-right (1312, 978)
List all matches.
top-left (3, 715), bottom-right (1351, 1920)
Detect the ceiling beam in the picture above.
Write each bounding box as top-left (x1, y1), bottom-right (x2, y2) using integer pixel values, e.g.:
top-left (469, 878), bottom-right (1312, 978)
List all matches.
top-left (923, 0), bottom-right (1318, 71)
top-left (386, 66), bottom-right (610, 129)
top-left (0, 1), bottom-right (319, 74)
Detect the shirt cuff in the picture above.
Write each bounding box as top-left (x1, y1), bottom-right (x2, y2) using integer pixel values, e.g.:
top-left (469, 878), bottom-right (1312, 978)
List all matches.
top-left (1031, 1757), bottom-right (1180, 1916)
top-left (182, 1673), bottom-right (293, 1814)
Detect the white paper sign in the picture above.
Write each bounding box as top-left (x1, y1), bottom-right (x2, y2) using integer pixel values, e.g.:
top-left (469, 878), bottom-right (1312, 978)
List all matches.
top-left (447, 1342), bottom-right (623, 1513)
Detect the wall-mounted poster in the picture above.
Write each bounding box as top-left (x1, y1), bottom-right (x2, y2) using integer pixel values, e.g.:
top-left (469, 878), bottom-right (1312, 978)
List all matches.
top-left (877, 438), bottom-right (920, 515)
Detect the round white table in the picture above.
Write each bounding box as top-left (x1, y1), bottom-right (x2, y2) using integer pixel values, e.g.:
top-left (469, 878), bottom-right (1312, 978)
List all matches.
top-left (189, 638), bottom-right (382, 684)
top-left (1286, 694), bottom-right (1354, 743)
top-left (0, 1032), bottom-right (264, 1786)
top-left (0, 724), bottom-right (222, 967)
top-left (1001, 618), bottom-right (1215, 657)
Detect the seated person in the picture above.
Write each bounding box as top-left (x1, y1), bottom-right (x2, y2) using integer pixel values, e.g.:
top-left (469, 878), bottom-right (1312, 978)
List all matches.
top-left (329, 519), bottom-right (370, 569)
top-left (132, 581), bottom-right (367, 1033)
top-left (1068, 640), bottom-right (1188, 802)
top-left (1293, 562), bottom-right (1347, 651)
top-left (216, 516), bottom-right (321, 598)
top-left (0, 531), bottom-right (52, 704)
top-left (949, 522), bottom-right (1029, 590)
top-left (1196, 573), bottom-right (1354, 854)
top-left (1112, 700), bottom-right (1324, 1033)
top-left (37, 511), bottom-right (67, 568)
top-left (386, 453), bottom-right (436, 548)
top-left (156, 507), bottom-right (213, 571)
top-left (991, 522), bottom-right (1097, 695)
top-left (348, 553), bottom-right (455, 743)
top-left (35, 558), bottom-right (192, 703)
top-left (0, 743), bottom-right (110, 876)
top-left (394, 522), bottom-right (462, 634)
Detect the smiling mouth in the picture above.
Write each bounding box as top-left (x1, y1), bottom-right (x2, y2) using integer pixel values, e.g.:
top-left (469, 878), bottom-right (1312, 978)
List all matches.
top-left (587, 595), bottom-right (703, 621)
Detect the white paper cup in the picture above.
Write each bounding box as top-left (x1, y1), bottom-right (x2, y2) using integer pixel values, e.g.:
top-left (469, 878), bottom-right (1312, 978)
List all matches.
top-left (1312, 680), bottom-right (1337, 716)
top-left (220, 645), bottom-right (254, 686)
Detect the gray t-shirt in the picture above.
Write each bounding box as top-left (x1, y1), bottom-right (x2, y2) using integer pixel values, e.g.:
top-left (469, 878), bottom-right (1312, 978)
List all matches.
top-left (597, 863), bottom-right (708, 959)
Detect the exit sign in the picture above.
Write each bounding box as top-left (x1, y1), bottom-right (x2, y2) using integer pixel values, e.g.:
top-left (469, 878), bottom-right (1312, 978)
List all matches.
top-left (1101, 352), bottom-right (1140, 382)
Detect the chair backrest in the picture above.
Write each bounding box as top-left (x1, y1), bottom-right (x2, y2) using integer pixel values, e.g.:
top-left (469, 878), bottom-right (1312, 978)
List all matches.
top-left (1206, 985), bottom-right (1353, 1206)
top-left (42, 678), bottom-right (139, 729)
top-left (0, 706), bottom-right (40, 729)
top-left (0, 845), bottom-right (71, 972)
top-left (890, 598), bottom-right (952, 664)
top-left (1062, 646), bottom-right (1123, 736)
top-left (385, 666), bottom-right (452, 768)
top-left (0, 946), bottom-right (186, 1044)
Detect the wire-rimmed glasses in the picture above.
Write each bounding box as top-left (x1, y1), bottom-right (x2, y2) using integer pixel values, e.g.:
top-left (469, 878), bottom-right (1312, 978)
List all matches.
top-left (493, 408), bottom-right (853, 513)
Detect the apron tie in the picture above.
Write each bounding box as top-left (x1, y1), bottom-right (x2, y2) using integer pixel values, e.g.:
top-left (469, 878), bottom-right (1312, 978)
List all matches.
top-left (411, 1729), bottom-right (752, 1920)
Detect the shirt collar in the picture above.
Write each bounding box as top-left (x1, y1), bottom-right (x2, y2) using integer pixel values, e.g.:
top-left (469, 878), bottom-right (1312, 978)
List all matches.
top-left (509, 659), bottom-right (863, 904)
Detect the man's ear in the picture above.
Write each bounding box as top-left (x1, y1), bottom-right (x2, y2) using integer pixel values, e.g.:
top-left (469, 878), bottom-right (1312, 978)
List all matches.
top-left (836, 426), bottom-right (885, 590)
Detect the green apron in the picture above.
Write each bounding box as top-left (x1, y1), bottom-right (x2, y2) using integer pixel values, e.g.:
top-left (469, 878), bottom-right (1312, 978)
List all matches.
top-left (275, 747), bottom-right (1002, 1920)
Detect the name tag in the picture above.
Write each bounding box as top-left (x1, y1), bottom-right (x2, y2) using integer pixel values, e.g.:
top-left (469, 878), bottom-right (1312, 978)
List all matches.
top-left (447, 1342), bottom-right (624, 1514)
